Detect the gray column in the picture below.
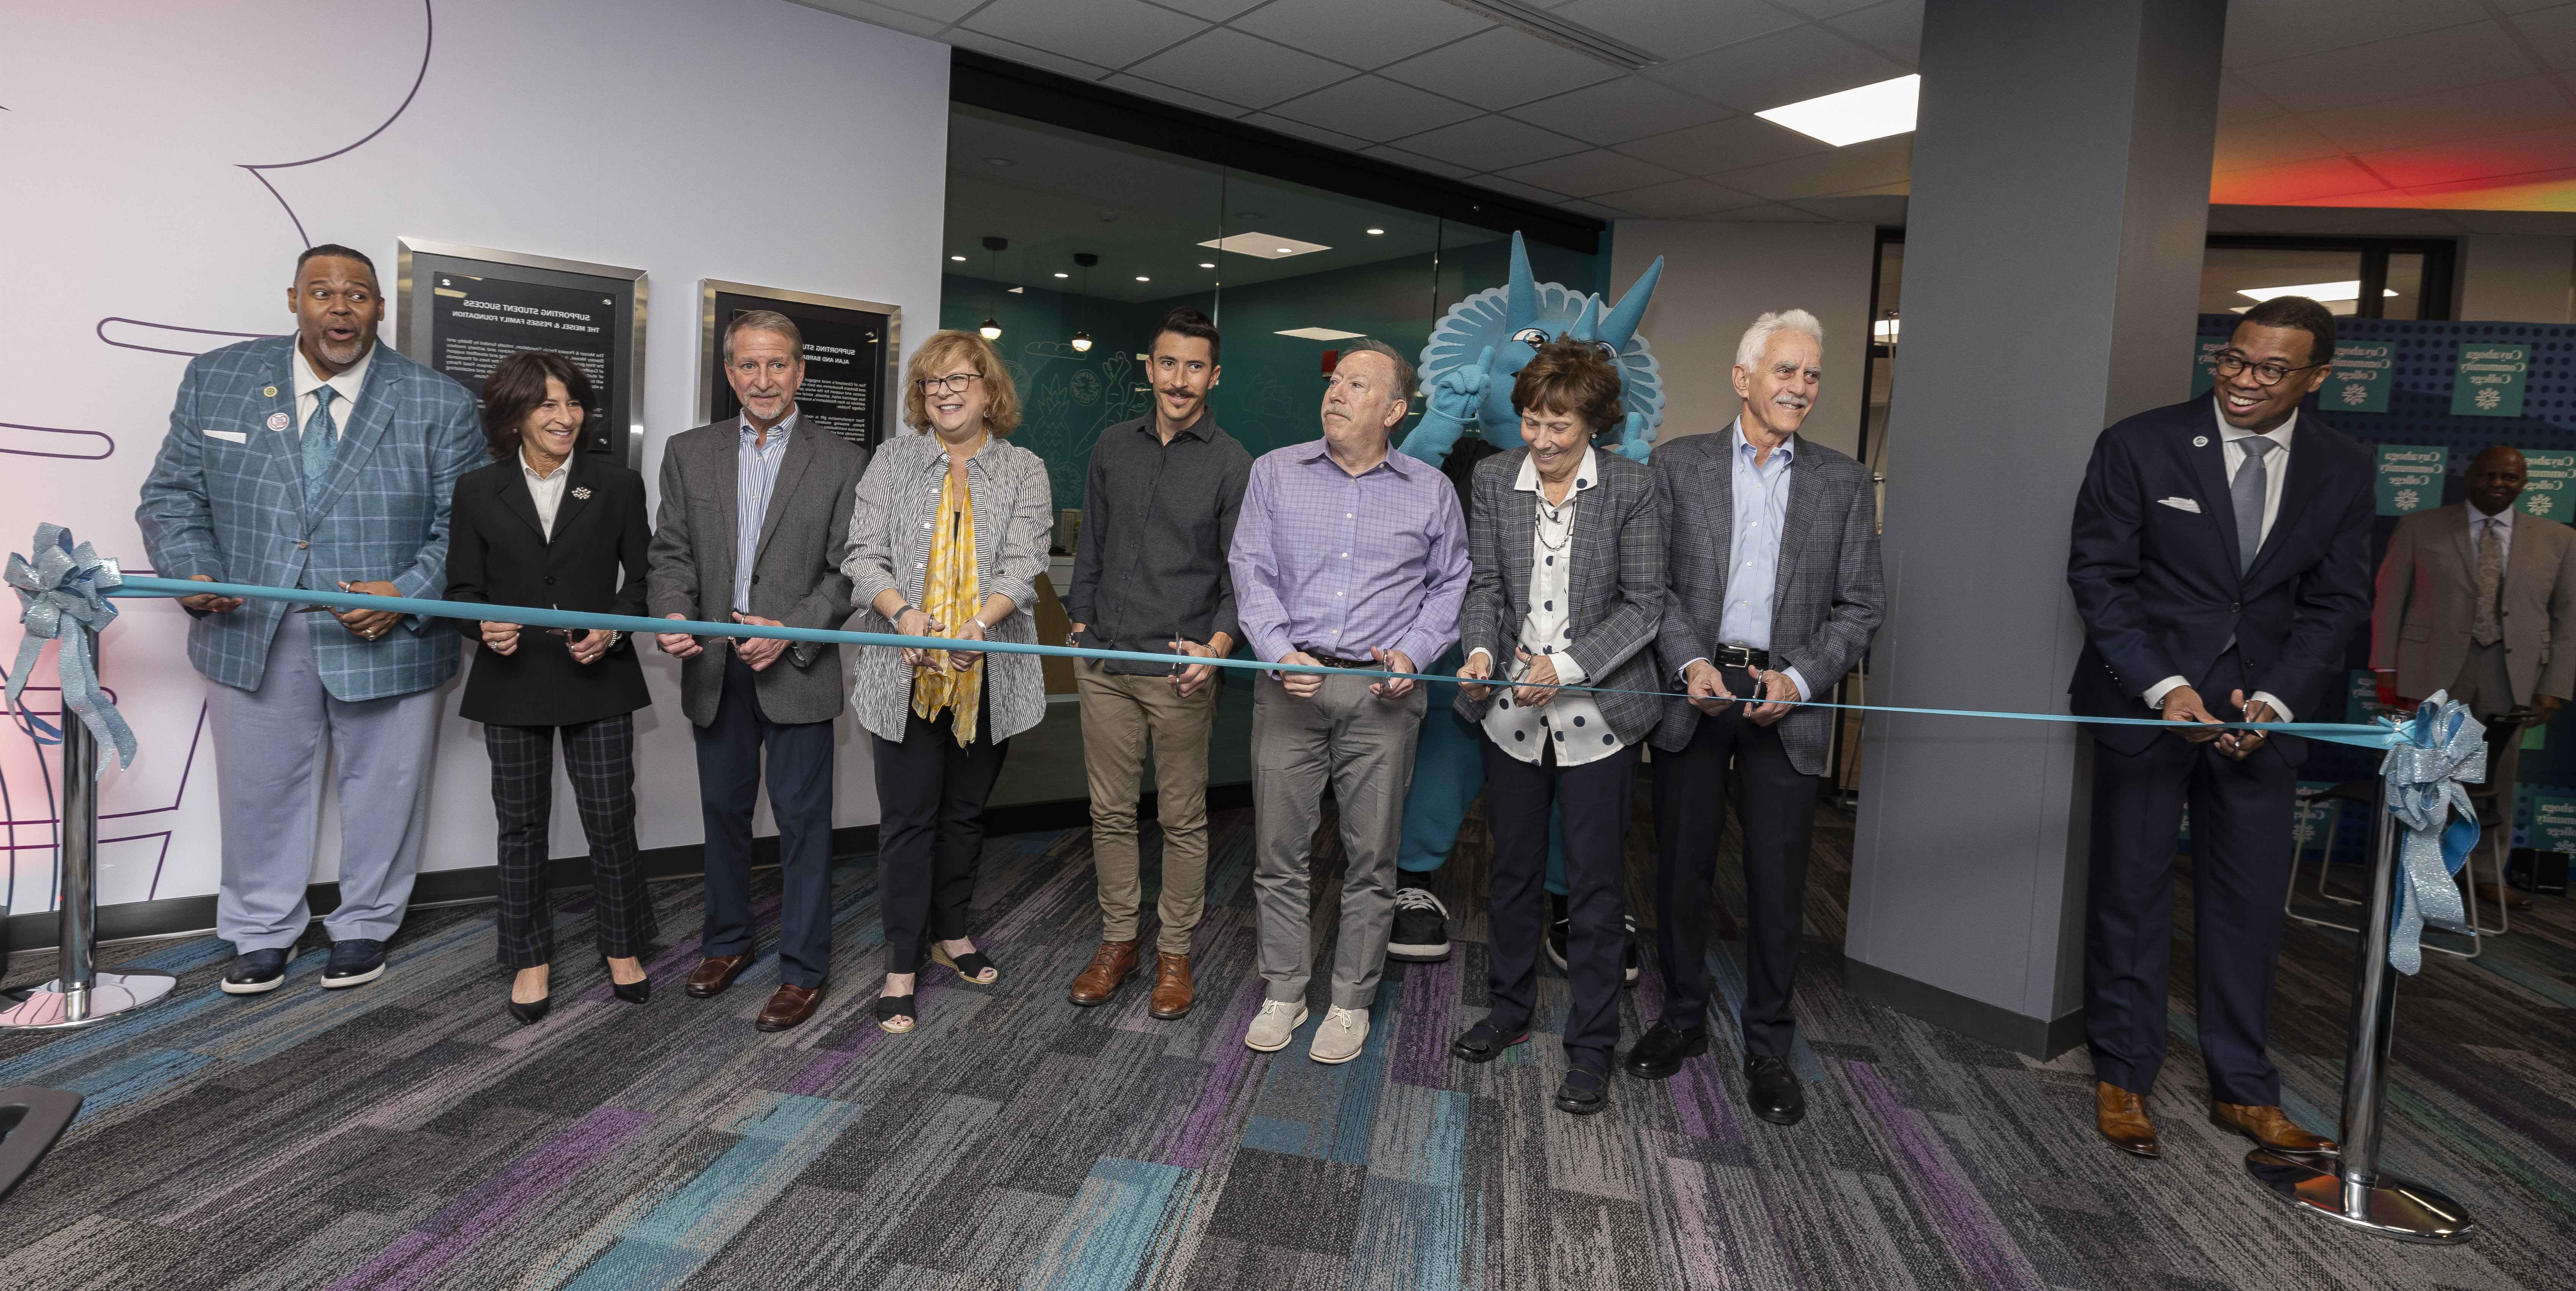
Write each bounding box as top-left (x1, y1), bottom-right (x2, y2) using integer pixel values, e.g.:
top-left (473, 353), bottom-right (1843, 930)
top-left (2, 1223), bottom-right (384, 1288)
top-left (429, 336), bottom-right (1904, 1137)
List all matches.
top-left (1845, 0), bottom-right (2227, 1056)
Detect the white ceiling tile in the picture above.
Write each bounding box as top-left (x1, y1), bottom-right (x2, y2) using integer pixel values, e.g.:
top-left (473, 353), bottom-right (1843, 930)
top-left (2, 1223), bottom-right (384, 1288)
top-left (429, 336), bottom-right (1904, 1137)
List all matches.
top-left (2246, 22), bottom-right (2538, 112)
top-left (1469, 174), bottom-right (1583, 208)
top-left (1389, 115), bottom-right (1590, 172)
top-left (1547, 0), bottom-right (1802, 62)
top-left (1380, 26), bottom-right (1624, 112)
top-left (1709, 132), bottom-right (1911, 200)
top-left (1144, 0), bottom-right (1268, 19)
top-left (1102, 73), bottom-right (1254, 118)
top-left (2300, 76), bottom-right (2576, 153)
top-left (1614, 115), bottom-right (1829, 176)
top-left (2216, 75), bottom-right (2290, 126)
top-left (2511, 3), bottom-right (2576, 67)
top-left (1122, 27), bottom-right (1360, 109)
top-left (1503, 77), bottom-right (1735, 147)
top-left (1363, 143), bottom-right (1477, 180)
top-left (789, 0), bottom-right (952, 37)
top-left (1228, 0), bottom-right (1494, 71)
top-left (1266, 76), bottom-right (1483, 143)
top-left (1643, 23), bottom-right (1908, 114)
top-left (962, 0), bottom-right (1205, 71)
top-left (944, 28), bottom-right (1118, 82)
top-left (2211, 118), bottom-right (2347, 172)
top-left (1826, 0), bottom-right (1921, 67)
top-left (2222, 0), bottom-right (2490, 68)
top-left (1495, 150), bottom-right (1685, 197)
top-left (1241, 111), bottom-right (1376, 153)
top-left (1593, 177), bottom-right (1765, 218)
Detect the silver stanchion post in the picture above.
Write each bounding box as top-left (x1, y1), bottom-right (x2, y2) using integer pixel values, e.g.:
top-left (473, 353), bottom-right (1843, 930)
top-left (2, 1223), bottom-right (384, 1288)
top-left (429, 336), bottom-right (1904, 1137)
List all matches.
top-left (0, 625), bottom-right (175, 1031)
top-left (2244, 779), bottom-right (2475, 1242)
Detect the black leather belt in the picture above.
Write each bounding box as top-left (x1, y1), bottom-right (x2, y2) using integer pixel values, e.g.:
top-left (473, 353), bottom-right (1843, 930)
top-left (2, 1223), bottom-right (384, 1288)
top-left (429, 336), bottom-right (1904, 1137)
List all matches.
top-left (1711, 643), bottom-right (1770, 668)
top-left (1301, 650), bottom-right (1377, 669)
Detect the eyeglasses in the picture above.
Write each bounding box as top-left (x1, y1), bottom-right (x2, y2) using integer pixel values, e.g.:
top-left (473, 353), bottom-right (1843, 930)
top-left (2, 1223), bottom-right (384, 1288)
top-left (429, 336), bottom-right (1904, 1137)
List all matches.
top-left (2213, 351), bottom-right (2324, 387)
top-left (918, 373), bottom-right (983, 395)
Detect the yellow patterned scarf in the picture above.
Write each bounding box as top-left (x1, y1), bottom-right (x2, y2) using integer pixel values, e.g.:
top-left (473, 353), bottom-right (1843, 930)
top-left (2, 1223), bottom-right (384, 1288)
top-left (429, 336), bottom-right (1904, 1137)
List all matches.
top-left (912, 468), bottom-right (982, 746)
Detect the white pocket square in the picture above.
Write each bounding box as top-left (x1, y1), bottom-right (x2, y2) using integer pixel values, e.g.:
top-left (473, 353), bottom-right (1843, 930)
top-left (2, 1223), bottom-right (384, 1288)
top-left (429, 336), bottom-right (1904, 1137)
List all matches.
top-left (2156, 496), bottom-right (2201, 514)
top-left (202, 428), bottom-right (248, 444)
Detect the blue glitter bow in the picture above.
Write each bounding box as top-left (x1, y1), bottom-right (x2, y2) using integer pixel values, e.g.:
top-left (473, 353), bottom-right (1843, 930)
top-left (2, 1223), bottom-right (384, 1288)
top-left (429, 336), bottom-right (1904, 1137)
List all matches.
top-left (5, 525), bottom-right (136, 774)
top-left (2379, 691), bottom-right (2484, 974)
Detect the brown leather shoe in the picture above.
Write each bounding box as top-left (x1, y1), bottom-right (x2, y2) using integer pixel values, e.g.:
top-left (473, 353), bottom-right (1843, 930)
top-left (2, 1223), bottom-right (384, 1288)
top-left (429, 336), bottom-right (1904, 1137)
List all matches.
top-left (2212, 1101), bottom-right (2338, 1155)
top-left (2096, 1081), bottom-right (2159, 1158)
top-left (1147, 952), bottom-right (1195, 1020)
top-left (685, 954), bottom-right (750, 999)
top-left (1068, 939), bottom-right (1140, 1007)
top-left (755, 982), bottom-right (825, 1032)
top-left (2475, 880), bottom-right (2531, 911)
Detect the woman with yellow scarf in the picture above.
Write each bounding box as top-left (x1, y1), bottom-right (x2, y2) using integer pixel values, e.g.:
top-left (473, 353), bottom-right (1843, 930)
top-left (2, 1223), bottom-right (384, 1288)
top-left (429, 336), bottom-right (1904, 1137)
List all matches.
top-left (846, 331), bottom-right (1053, 1034)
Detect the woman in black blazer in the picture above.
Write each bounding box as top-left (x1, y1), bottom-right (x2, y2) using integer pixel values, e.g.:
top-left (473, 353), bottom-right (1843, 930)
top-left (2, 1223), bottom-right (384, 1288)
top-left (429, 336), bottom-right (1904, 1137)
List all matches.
top-left (447, 350), bottom-right (656, 1024)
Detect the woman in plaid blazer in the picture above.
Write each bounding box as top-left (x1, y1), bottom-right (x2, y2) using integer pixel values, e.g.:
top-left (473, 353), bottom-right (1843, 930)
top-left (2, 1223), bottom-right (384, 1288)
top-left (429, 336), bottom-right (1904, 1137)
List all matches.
top-left (446, 352), bottom-right (656, 1025)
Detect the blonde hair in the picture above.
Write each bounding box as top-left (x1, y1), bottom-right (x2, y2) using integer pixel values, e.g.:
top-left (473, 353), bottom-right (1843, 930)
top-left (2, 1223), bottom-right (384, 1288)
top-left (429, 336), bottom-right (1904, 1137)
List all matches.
top-left (902, 330), bottom-right (1022, 436)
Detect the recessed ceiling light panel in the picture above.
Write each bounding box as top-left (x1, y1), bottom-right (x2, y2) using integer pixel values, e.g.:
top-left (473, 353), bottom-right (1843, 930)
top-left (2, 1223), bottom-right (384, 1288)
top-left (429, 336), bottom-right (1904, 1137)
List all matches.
top-left (1275, 326), bottom-right (1367, 341)
top-left (1756, 74), bottom-right (1920, 147)
top-left (1197, 232), bottom-right (1332, 260)
top-left (2235, 280), bottom-right (2396, 303)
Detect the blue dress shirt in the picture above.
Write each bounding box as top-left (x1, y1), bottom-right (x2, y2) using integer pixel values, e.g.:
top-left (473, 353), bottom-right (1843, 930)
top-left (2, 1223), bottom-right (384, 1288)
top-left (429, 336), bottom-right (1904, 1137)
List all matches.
top-left (1695, 417), bottom-right (1809, 700)
top-left (733, 408), bottom-right (795, 614)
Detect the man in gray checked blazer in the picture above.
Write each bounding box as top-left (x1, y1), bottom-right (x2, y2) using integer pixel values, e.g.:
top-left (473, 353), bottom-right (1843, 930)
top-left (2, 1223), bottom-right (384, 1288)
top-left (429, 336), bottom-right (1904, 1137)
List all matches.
top-left (646, 310), bottom-right (867, 1032)
top-left (137, 244), bottom-right (483, 995)
top-left (1629, 309), bottom-right (1884, 1129)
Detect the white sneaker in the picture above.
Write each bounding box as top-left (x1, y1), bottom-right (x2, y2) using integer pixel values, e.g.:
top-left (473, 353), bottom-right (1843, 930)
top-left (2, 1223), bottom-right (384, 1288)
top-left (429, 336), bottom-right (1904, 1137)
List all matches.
top-left (1244, 998), bottom-right (1309, 1052)
top-left (1309, 1005), bottom-right (1370, 1064)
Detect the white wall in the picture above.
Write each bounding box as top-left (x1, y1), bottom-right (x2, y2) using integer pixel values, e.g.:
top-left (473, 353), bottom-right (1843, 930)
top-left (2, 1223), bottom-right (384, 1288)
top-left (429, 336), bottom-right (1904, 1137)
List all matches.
top-left (2458, 234), bottom-right (2576, 324)
top-left (1608, 221), bottom-right (1878, 458)
top-left (0, 0), bottom-right (950, 915)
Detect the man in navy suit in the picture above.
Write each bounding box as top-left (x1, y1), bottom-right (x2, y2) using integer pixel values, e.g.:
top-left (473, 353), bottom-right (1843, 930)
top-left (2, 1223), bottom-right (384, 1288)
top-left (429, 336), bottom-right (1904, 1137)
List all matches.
top-left (2066, 296), bottom-right (2369, 1160)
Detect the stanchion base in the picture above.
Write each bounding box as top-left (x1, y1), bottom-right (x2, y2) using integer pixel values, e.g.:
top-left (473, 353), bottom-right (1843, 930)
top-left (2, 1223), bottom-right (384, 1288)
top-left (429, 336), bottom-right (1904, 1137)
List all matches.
top-left (0, 973), bottom-right (177, 1031)
top-left (2246, 1149), bottom-right (2478, 1244)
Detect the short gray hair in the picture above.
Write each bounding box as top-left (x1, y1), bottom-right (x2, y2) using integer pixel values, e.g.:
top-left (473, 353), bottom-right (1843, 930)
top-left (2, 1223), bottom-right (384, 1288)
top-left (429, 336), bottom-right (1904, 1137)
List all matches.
top-left (723, 309), bottom-right (803, 363)
top-left (1734, 309), bottom-right (1823, 371)
top-left (1338, 339), bottom-right (1416, 406)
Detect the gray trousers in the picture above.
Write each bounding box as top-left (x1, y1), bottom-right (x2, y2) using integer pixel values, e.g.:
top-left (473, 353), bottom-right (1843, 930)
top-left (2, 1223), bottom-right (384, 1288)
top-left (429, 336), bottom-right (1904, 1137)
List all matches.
top-left (1250, 671), bottom-right (1425, 1010)
top-left (204, 612), bottom-right (442, 951)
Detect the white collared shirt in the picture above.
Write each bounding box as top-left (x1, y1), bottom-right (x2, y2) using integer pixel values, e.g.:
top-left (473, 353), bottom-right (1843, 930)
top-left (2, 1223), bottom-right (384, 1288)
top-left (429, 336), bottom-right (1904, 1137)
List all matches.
top-left (290, 340), bottom-right (371, 443)
top-left (1473, 447), bottom-right (1621, 766)
top-left (522, 447), bottom-right (570, 540)
top-left (2139, 403), bottom-right (2300, 721)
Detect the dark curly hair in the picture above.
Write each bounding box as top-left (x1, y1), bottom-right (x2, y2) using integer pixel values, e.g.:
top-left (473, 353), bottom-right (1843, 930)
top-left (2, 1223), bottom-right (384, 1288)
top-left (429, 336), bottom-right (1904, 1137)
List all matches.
top-left (1511, 334), bottom-right (1624, 437)
top-left (477, 350), bottom-right (597, 460)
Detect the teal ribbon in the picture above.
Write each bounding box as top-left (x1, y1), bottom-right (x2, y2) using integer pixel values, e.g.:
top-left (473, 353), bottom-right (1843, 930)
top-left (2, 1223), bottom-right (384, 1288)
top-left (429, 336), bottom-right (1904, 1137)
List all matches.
top-left (6, 525), bottom-right (138, 773)
top-left (104, 571), bottom-right (2406, 750)
top-left (2379, 691), bottom-right (2484, 974)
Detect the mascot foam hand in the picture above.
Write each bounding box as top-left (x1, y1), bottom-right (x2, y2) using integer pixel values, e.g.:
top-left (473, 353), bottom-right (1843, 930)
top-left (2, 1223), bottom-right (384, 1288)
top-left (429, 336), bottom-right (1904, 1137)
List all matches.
top-left (1611, 409), bottom-right (1653, 463)
top-left (1398, 344), bottom-right (1492, 465)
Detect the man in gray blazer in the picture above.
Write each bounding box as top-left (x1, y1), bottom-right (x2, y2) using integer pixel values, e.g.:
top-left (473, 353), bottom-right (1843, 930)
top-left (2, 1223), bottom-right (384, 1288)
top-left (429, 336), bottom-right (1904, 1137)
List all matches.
top-left (2372, 445), bottom-right (2576, 910)
top-left (137, 244), bottom-right (482, 996)
top-left (1630, 310), bottom-right (1884, 1127)
top-left (647, 310), bottom-right (867, 1032)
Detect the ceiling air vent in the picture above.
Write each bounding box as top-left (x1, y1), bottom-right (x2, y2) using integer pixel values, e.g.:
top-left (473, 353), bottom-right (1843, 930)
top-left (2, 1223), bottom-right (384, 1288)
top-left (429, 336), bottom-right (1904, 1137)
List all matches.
top-left (1443, 0), bottom-right (1663, 72)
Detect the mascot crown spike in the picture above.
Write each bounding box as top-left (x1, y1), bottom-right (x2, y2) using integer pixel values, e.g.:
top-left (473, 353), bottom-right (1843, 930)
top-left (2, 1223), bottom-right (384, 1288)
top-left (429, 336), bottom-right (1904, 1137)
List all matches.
top-left (1504, 233), bottom-right (1537, 333)
top-left (1597, 256), bottom-right (1663, 353)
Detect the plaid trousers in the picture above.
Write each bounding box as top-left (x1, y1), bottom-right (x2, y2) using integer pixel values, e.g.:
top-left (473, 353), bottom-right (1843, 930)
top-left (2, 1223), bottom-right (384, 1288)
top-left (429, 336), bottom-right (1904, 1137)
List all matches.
top-left (485, 714), bottom-right (658, 969)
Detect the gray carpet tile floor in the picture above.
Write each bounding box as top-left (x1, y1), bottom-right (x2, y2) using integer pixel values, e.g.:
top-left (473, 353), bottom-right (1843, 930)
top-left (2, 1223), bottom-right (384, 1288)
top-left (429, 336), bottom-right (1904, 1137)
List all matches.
top-left (1, 799), bottom-right (2572, 1289)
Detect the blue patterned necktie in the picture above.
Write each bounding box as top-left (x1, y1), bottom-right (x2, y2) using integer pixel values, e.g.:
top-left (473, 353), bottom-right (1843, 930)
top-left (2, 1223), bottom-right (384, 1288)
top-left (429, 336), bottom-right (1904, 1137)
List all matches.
top-left (302, 385), bottom-right (338, 494)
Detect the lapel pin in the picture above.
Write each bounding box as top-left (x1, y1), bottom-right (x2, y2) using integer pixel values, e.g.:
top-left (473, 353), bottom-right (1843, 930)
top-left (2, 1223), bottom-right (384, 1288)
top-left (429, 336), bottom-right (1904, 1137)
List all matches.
top-left (267, 412), bottom-right (292, 432)
top-left (263, 385), bottom-right (278, 399)
top-left (571, 486), bottom-right (592, 500)
top-left (2193, 435), bottom-right (2210, 447)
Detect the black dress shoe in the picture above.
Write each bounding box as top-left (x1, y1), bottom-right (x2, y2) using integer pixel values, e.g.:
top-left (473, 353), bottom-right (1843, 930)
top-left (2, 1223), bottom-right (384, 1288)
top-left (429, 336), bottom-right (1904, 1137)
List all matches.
top-left (1622, 1022), bottom-right (1708, 1080)
top-left (1555, 1066), bottom-right (1611, 1116)
top-left (320, 938), bottom-right (386, 988)
top-left (1448, 1020), bottom-right (1529, 1064)
top-left (1744, 1055), bottom-right (1805, 1125)
top-left (508, 994), bottom-right (552, 1026)
top-left (221, 948), bottom-right (290, 995)
top-left (603, 956), bottom-right (649, 1005)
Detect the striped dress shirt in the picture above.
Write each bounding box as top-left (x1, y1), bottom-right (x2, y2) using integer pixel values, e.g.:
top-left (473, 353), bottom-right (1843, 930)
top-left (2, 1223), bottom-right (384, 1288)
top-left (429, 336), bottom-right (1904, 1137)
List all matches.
top-left (1228, 438), bottom-right (1469, 668)
top-left (733, 410), bottom-right (794, 613)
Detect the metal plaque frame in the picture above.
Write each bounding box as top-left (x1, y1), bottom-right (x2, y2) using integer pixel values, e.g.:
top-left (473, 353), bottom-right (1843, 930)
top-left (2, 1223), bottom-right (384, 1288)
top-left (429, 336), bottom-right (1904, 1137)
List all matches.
top-left (395, 237), bottom-right (649, 469)
top-left (697, 279), bottom-right (902, 448)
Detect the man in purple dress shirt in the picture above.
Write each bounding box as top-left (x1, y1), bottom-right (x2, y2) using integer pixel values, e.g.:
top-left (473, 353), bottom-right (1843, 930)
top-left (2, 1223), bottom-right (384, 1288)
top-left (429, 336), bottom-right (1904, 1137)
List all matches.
top-left (1228, 340), bottom-right (1471, 1064)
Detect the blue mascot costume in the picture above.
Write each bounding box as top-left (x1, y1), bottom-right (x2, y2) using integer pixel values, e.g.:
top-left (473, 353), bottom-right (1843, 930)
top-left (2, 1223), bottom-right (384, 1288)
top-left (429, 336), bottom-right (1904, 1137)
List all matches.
top-left (1383, 233), bottom-right (1665, 966)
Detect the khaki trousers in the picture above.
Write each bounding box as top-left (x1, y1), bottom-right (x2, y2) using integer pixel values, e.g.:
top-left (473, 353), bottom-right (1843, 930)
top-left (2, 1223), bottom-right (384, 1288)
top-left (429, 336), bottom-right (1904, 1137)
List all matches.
top-left (1078, 659), bottom-right (1219, 954)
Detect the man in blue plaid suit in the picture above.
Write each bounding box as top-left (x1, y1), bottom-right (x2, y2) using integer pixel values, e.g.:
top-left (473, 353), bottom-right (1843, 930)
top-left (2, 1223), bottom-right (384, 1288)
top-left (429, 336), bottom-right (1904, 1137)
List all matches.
top-left (137, 244), bottom-right (483, 995)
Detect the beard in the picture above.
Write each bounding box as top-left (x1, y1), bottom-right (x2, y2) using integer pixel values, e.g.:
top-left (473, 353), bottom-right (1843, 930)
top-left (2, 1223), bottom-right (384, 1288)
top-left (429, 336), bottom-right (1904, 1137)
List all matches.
top-left (314, 329), bottom-right (373, 367)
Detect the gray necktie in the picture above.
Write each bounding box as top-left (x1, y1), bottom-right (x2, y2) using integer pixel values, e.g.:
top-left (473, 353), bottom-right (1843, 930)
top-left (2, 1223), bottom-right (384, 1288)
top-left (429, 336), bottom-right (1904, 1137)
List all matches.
top-left (2231, 435), bottom-right (2275, 572)
top-left (302, 385), bottom-right (338, 493)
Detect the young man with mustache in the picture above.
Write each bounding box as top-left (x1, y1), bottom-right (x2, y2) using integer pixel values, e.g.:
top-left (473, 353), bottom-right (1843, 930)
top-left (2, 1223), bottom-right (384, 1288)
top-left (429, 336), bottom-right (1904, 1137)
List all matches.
top-left (1064, 306), bottom-right (1251, 1019)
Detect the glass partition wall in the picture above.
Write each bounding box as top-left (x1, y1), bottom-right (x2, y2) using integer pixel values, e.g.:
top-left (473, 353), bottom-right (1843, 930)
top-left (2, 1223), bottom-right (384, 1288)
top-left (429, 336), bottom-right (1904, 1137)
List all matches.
top-left (938, 104), bottom-right (1597, 805)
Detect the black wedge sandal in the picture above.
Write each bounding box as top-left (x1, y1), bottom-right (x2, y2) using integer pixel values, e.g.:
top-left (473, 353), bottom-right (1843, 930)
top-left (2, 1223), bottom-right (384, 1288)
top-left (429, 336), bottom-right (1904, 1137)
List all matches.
top-left (878, 947), bottom-right (931, 1034)
top-left (932, 943), bottom-right (999, 986)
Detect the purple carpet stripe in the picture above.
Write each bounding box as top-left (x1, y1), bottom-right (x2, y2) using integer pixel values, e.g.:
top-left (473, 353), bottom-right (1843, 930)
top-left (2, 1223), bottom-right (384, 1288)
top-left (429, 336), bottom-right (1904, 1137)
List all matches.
top-left (1152, 978), bottom-right (1272, 1168)
top-left (1668, 1055), bottom-right (1742, 1144)
top-left (327, 1106), bottom-right (652, 1291)
top-left (1845, 1060), bottom-right (2046, 1291)
top-left (1389, 954), bottom-right (1457, 1089)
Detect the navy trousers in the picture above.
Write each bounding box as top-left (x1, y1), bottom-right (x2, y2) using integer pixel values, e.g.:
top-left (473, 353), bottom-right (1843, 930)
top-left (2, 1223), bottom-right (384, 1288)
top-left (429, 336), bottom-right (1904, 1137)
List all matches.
top-left (695, 654), bottom-right (838, 988)
top-left (1481, 739), bottom-right (1636, 1075)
